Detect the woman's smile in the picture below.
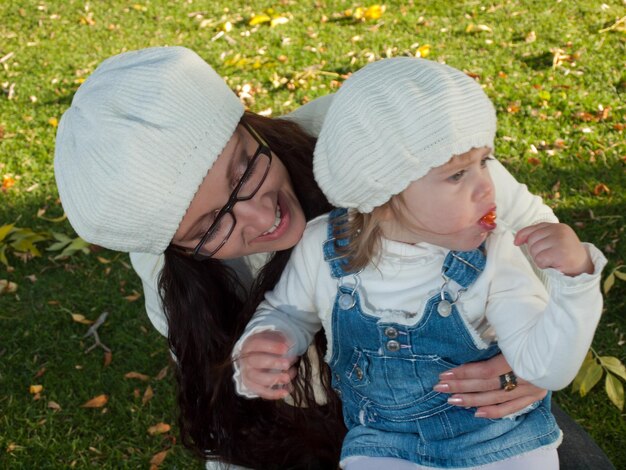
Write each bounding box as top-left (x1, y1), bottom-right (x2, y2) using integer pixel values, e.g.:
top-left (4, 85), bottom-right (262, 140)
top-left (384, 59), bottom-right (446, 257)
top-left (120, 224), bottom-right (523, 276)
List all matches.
top-left (256, 192), bottom-right (290, 241)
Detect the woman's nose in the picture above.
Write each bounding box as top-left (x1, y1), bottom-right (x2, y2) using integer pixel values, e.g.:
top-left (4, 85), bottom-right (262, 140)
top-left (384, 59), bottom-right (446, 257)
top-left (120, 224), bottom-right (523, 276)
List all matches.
top-left (232, 193), bottom-right (276, 234)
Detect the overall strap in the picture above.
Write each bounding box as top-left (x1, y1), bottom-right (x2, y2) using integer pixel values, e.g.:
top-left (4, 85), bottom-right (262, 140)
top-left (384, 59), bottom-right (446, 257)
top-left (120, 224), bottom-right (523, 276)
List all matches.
top-left (322, 208), bottom-right (357, 279)
top-left (442, 244), bottom-right (486, 288)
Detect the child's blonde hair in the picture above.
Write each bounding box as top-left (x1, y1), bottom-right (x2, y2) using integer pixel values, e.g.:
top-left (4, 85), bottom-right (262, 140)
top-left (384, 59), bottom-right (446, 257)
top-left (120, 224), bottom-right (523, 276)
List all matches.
top-left (332, 195), bottom-right (411, 272)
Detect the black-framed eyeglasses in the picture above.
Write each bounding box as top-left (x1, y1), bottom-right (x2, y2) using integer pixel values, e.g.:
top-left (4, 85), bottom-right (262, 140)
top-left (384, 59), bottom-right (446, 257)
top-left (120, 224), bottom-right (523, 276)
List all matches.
top-left (174, 121), bottom-right (272, 260)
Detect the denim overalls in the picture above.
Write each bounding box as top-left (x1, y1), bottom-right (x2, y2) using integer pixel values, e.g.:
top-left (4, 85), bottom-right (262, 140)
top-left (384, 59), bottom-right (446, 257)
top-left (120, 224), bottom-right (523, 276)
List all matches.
top-left (323, 209), bottom-right (560, 468)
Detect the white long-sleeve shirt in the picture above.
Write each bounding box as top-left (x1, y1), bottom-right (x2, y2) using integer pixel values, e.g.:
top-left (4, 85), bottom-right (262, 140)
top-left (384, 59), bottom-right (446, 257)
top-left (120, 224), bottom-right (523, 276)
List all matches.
top-left (234, 214), bottom-right (606, 394)
top-left (130, 92), bottom-right (557, 338)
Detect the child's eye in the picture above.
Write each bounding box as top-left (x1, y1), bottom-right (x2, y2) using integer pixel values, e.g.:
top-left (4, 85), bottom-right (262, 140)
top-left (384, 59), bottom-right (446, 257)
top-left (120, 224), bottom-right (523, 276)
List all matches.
top-left (480, 156), bottom-right (494, 168)
top-left (449, 170), bottom-right (466, 182)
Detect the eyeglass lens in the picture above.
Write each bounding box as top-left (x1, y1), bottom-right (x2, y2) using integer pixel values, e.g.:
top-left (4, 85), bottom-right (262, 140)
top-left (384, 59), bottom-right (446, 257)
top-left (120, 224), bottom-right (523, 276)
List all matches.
top-left (200, 152), bottom-right (271, 255)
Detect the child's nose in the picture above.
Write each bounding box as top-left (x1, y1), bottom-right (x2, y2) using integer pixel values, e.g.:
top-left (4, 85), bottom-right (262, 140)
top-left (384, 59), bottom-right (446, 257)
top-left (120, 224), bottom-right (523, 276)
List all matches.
top-left (476, 173), bottom-right (494, 200)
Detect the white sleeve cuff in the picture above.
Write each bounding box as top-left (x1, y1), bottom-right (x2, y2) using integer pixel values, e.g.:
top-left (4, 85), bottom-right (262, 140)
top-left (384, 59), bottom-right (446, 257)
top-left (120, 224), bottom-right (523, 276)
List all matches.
top-left (543, 243), bottom-right (607, 291)
top-left (231, 325), bottom-right (282, 398)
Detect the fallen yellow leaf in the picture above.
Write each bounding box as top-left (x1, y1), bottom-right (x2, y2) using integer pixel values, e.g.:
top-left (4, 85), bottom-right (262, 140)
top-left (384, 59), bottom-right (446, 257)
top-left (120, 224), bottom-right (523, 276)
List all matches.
top-left (103, 351), bottom-right (112, 367)
top-left (124, 290), bottom-right (142, 302)
top-left (48, 401), bottom-right (61, 411)
top-left (249, 14), bottom-right (271, 26)
top-left (150, 449), bottom-right (168, 466)
top-left (465, 23), bottom-right (492, 33)
top-left (353, 7), bottom-right (365, 19)
top-left (415, 44), bottom-right (431, 58)
top-left (30, 384), bottom-right (43, 394)
top-left (364, 5), bottom-right (385, 20)
top-left (0, 280), bottom-right (18, 294)
top-left (70, 313), bottom-right (93, 325)
top-left (81, 394), bottom-right (108, 408)
top-left (124, 371), bottom-right (150, 381)
top-left (593, 183), bottom-right (610, 196)
top-left (6, 442), bottom-right (24, 453)
top-left (147, 422), bottom-right (171, 435)
top-left (142, 385), bottom-right (154, 405)
top-left (2, 174), bottom-right (16, 191)
top-left (154, 366), bottom-right (169, 381)
top-left (270, 16), bottom-right (289, 27)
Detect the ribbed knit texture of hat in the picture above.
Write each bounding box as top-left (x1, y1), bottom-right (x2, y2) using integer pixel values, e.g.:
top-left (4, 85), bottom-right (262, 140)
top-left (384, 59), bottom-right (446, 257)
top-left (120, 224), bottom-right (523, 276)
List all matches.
top-left (314, 57), bottom-right (496, 213)
top-left (54, 46), bottom-right (244, 254)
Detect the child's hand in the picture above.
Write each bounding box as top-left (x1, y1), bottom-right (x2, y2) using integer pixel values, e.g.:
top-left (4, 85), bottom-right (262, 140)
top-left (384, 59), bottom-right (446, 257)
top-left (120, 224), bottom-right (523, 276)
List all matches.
top-left (236, 330), bottom-right (298, 400)
top-left (514, 222), bottom-right (593, 276)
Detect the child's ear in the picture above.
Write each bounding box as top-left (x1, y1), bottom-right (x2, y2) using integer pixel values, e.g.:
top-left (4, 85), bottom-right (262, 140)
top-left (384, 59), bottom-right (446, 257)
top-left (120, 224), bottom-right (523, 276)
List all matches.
top-left (373, 200), bottom-right (395, 221)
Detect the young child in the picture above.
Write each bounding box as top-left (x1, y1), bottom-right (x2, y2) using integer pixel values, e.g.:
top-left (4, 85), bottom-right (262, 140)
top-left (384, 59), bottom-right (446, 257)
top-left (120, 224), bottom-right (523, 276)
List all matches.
top-left (232, 58), bottom-right (607, 469)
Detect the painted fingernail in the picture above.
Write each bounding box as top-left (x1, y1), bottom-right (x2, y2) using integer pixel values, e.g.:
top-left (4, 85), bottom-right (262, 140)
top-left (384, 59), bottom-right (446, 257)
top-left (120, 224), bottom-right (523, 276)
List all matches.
top-left (433, 383), bottom-right (450, 392)
top-left (447, 397), bottom-right (463, 405)
top-left (439, 371), bottom-right (455, 378)
top-left (475, 411), bottom-right (487, 418)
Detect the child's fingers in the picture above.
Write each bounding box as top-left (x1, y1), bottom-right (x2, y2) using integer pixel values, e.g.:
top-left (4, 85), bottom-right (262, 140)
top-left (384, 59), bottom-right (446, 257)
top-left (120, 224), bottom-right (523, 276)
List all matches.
top-left (513, 222), bottom-right (551, 247)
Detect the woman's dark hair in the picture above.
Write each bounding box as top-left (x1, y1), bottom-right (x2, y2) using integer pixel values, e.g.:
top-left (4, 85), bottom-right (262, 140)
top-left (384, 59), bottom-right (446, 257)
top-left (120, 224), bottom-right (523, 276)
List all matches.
top-left (159, 112), bottom-right (345, 468)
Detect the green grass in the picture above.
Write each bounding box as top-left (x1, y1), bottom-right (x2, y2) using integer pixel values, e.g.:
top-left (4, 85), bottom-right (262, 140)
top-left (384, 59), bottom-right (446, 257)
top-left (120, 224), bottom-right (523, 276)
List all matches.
top-left (1, 0), bottom-right (624, 467)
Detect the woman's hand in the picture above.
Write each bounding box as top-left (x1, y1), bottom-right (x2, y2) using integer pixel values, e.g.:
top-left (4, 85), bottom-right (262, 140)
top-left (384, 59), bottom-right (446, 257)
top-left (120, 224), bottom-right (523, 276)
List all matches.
top-left (433, 354), bottom-right (547, 419)
top-left (237, 330), bottom-right (298, 400)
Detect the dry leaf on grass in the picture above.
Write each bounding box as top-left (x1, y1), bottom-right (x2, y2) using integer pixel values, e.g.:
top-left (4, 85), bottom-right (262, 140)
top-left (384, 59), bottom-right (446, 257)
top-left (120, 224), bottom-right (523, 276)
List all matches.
top-left (124, 290), bottom-right (142, 302)
top-left (0, 280), bottom-right (18, 294)
top-left (154, 366), bottom-right (168, 380)
top-left (150, 449), bottom-right (169, 467)
top-left (124, 371), bottom-right (149, 381)
top-left (147, 422), bottom-right (171, 435)
top-left (48, 401), bottom-right (61, 411)
top-left (81, 394), bottom-right (108, 408)
top-left (142, 385), bottom-right (154, 405)
top-left (103, 351), bottom-right (112, 367)
top-left (71, 313), bottom-right (93, 325)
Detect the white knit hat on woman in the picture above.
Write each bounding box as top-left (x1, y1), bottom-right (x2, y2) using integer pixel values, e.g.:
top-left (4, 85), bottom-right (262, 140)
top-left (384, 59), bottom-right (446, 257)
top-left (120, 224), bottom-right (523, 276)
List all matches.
top-left (54, 46), bottom-right (244, 254)
top-left (314, 57), bottom-right (496, 213)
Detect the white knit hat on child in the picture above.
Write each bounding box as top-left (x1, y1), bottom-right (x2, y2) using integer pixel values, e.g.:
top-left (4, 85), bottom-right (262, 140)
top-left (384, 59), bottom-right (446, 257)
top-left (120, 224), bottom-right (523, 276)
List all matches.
top-left (314, 57), bottom-right (497, 213)
top-left (54, 46), bottom-right (244, 254)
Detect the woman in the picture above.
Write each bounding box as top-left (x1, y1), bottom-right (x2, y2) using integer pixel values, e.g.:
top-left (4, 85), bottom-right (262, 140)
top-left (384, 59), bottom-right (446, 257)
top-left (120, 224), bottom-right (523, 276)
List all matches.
top-left (54, 46), bottom-right (613, 469)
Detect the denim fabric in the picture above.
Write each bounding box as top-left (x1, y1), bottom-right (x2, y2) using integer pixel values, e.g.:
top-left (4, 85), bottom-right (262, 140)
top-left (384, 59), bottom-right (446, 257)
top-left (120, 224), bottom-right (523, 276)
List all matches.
top-left (323, 209), bottom-right (561, 468)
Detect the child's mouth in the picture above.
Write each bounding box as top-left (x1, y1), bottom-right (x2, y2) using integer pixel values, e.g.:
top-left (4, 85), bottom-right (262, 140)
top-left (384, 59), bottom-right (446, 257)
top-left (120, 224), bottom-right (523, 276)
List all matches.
top-left (479, 209), bottom-right (497, 230)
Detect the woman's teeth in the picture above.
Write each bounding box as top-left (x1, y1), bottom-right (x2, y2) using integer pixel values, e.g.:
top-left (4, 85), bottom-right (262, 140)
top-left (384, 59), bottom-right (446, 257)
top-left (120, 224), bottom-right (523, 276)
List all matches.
top-left (262, 205), bottom-right (282, 235)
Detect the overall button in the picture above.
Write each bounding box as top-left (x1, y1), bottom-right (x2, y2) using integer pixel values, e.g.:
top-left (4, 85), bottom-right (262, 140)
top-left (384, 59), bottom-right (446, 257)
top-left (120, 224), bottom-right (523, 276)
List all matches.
top-left (437, 300), bottom-right (452, 317)
top-left (335, 373), bottom-right (341, 382)
top-left (338, 293), bottom-right (356, 310)
top-left (333, 387), bottom-right (342, 397)
top-left (355, 366), bottom-right (363, 380)
top-left (384, 326), bottom-right (398, 339)
top-left (386, 340), bottom-right (400, 352)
